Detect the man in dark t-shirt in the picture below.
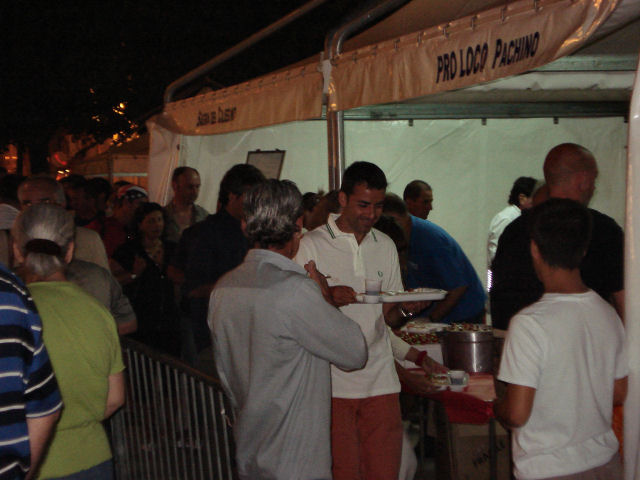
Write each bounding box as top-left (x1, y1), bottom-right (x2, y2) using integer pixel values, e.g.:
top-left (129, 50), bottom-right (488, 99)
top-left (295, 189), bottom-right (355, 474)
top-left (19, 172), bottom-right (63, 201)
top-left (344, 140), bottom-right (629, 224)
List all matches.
top-left (183, 164), bottom-right (265, 353)
top-left (490, 143), bottom-right (624, 330)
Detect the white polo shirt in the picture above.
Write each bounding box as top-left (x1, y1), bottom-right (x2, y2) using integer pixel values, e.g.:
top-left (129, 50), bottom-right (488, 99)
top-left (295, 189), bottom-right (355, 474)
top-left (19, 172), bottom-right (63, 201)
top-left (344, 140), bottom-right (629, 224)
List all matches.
top-left (295, 214), bottom-right (403, 398)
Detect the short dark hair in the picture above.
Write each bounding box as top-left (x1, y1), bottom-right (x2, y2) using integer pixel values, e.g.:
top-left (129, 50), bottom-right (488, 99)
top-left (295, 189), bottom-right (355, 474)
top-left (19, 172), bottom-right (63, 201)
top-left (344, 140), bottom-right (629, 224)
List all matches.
top-left (244, 179), bottom-right (303, 249)
top-left (322, 190), bottom-right (341, 214)
top-left (508, 177), bottom-right (537, 205)
top-left (302, 192), bottom-right (321, 212)
top-left (340, 162), bottom-right (387, 195)
top-left (172, 166), bottom-right (199, 183)
top-left (59, 174), bottom-right (86, 189)
top-left (382, 193), bottom-right (408, 216)
top-left (85, 177), bottom-right (112, 200)
top-left (133, 202), bottom-right (166, 236)
top-left (374, 215), bottom-right (407, 253)
top-left (530, 198), bottom-right (592, 269)
top-left (403, 180), bottom-right (431, 201)
top-left (218, 164), bottom-right (266, 207)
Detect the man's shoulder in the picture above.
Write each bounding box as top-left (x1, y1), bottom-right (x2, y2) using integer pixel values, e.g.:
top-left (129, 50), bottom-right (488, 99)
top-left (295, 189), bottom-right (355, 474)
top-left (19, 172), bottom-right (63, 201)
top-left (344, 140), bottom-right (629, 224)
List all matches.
top-left (413, 216), bottom-right (448, 238)
top-left (589, 208), bottom-right (622, 233)
top-left (370, 227), bottom-right (398, 251)
top-left (301, 224), bottom-right (332, 244)
top-left (412, 217), bottom-right (456, 250)
top-left (193, 203), bottom-right (209, 218)
top-left (502, 211), bottom-right (528, 236)
top-left (0, 267), bottom-right (33, 312)
top-left (76, 225), bottom-right (102, 241)
top-left (197, 212), bottom-right (240, 237)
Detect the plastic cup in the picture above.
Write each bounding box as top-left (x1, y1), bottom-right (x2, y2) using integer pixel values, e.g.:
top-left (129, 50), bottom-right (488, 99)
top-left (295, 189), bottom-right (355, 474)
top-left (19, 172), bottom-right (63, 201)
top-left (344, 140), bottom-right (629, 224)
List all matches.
top-left (365, 278), bottom-right (382, 295)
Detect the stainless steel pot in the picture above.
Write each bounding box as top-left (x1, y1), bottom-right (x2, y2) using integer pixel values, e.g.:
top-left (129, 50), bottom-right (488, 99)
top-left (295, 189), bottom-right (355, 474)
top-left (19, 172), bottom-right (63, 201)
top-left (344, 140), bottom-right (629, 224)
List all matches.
top-left (440, 329), bottom-right (494, 373)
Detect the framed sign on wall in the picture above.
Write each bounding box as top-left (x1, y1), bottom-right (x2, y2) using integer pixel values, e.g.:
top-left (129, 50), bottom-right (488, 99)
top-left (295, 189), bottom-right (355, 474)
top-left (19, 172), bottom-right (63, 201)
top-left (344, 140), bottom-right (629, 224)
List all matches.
top-left (246, 149), bottom-right (285, 179)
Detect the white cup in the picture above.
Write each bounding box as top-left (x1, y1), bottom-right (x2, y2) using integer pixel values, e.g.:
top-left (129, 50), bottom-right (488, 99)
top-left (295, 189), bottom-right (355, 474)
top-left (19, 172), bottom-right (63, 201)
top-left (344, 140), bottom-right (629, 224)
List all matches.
top-left (363, 294), bottom-right (380, 304)
top-left (448, 370), bottom-right (468, 386)
top-left (365, 278), bottom-right (382, 296)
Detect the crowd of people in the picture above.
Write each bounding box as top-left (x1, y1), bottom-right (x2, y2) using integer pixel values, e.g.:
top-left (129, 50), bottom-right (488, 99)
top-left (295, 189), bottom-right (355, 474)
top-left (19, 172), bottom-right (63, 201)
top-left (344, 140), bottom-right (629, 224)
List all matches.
top-left (0, 141), bottom-right (628, 480)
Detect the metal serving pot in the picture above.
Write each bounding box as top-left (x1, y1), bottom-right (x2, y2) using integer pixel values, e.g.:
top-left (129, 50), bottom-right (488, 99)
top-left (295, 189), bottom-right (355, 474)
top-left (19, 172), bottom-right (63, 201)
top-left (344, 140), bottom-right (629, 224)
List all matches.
top-left (440, 329), bottom-right (495, 373)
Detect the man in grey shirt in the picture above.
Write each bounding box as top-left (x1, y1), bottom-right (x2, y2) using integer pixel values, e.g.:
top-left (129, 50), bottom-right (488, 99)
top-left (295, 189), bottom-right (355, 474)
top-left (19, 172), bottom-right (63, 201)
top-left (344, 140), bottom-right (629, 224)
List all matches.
top-left (209, 180), bottom-right (367, 480)
top-left (67, 259), bottom-right (137, 335)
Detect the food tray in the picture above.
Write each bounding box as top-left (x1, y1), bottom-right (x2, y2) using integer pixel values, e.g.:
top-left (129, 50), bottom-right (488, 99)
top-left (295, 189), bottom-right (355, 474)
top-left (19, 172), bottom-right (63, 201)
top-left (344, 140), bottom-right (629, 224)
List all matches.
top-left (380, 288), bottom-right (446, 303)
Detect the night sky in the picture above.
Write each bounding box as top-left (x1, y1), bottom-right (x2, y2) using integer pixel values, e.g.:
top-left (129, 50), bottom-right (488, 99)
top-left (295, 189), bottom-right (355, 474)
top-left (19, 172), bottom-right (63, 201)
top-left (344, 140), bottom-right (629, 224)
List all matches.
top-left (1, 0), bottom-right (371, 164)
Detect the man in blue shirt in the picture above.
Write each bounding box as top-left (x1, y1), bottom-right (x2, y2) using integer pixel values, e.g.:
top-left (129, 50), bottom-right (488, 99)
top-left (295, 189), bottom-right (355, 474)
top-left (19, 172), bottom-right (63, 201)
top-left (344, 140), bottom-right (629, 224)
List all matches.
top-left (0, 263), bottom-right (62, 479)
top-left (383, 193), bottom-right (486, 324)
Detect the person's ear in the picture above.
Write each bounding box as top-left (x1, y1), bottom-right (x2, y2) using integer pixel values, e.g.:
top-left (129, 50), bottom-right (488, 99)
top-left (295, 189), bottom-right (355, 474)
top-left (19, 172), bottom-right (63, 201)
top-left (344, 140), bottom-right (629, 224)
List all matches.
top-left (530, 240), bottom-right (541, 263)
top-left (338, 191), bottom-right (348, 209)
top-left (12, 242), bottom-right (24, 265)
top-left (518, 193), bottom-right (527, 205)
top-left (64, 241), bottom-right (75, 264)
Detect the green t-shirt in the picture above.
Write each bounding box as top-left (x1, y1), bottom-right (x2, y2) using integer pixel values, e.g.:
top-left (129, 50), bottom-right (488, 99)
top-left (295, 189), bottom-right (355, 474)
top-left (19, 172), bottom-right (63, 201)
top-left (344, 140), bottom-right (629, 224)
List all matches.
top-left (29, 281), bottom-right (125, 479)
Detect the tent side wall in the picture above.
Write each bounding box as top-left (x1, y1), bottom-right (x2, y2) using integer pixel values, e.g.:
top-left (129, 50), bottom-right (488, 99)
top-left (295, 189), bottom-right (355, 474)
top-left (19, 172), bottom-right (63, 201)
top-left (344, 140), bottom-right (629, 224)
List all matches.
top-left (176, 115), bottom-right (627, 291)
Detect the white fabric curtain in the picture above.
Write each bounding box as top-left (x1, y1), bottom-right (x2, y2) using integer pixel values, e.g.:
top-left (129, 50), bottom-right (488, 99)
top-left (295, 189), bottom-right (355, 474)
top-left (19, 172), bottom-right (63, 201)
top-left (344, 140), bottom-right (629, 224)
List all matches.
top-left (146, 116), bottom-right (182, 205)
top-left (624, 53), bottom-right (640, 480)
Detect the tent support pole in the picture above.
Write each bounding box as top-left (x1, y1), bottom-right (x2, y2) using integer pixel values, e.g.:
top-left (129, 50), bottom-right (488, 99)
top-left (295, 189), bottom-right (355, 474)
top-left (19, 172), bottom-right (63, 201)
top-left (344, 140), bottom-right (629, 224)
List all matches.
top-left (327, 110), bottom-right (345, 190)
top-left (324, 0), bottom-right (410, 188)
top-left (327, 0), bottom-right (410, 58)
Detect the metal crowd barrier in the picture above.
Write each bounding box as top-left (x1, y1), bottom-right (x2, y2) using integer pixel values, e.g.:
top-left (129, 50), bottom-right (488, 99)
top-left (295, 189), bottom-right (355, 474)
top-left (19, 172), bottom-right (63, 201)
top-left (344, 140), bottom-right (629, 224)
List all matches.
top-left (108, 338), bottom-right (237, 480)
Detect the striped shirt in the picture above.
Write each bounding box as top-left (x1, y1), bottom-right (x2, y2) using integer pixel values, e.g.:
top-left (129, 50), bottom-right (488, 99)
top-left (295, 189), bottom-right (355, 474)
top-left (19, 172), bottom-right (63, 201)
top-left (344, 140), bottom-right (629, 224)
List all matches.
top-left (0, 265), bottom-right (62, 480)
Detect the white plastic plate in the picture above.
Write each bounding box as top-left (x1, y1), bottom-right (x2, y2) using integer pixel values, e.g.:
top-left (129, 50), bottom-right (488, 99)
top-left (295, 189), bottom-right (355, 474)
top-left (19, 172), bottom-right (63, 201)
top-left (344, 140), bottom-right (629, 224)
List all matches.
top-left (380, 288), bottom-right (446, 303)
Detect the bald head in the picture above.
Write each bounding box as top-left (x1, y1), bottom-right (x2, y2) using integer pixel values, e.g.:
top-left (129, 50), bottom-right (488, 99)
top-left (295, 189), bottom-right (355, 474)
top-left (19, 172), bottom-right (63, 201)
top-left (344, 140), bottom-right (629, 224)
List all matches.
top-left (543, 143), bottom-right (598, 205)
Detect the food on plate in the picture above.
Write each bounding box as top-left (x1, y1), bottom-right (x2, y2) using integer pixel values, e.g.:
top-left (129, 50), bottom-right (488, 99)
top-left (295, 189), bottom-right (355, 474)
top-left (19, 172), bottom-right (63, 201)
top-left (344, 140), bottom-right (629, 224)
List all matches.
top-left (395, 331), bottom-right (439, 345)
top-left (428, 373), bottom-right (450, 386)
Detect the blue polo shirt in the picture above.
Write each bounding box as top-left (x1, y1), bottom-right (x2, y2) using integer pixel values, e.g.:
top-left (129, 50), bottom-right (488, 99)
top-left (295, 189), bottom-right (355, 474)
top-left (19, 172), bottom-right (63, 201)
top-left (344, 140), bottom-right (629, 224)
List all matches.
top-left (406, 215), bottom-right (486, 324)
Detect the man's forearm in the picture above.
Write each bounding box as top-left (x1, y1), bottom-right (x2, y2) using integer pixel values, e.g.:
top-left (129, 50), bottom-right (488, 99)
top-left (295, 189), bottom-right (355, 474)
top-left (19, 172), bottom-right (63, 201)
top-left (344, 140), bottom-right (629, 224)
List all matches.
top-left (26, 411), bottom-right (60, 480)
top-left (383, 303), bottom-right (405, 328)
top-left (429, 285), bottom-right (467, 321)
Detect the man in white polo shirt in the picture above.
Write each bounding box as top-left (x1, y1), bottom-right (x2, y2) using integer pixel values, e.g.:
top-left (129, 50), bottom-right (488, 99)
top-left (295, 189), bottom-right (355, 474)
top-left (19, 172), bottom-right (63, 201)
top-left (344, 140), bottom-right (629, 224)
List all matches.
top-left (296, 161), bottom-right (428, 480)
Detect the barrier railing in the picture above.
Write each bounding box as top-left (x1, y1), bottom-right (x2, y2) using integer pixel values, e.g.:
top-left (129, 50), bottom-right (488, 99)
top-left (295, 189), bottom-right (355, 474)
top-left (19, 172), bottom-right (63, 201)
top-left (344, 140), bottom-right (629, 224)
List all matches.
top-left (109, 338), bottom-right (237, 479)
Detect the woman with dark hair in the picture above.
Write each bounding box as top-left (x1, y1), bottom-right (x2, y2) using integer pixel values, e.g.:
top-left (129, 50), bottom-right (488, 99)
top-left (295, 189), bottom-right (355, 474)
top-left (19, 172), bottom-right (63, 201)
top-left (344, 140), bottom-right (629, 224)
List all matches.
top-left (111, 202), bottom-right (180, 355)
top-left (12, 204), bottom-right (124, 480)
top-left (487, 177), bottom-right (540, 274)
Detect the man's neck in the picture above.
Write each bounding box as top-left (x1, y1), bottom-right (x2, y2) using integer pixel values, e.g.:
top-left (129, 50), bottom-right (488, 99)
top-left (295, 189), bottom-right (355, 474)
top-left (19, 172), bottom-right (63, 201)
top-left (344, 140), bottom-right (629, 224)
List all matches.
top-left (548, 188), bottom-right (585, 205)
top-left (540, 267), bottom-right (588, 294)
top-left (265, 243), bottom-right (295, 259)
top-left (335, 215), bottom-right (366, 244)
top-left (172, 198), bottom-right (194, 212)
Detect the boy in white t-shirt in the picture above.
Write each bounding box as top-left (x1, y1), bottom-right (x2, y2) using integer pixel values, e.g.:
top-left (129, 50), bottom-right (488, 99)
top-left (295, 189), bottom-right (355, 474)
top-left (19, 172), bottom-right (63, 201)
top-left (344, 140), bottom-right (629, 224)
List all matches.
top-left (494, 198), bottom-right (628, 480)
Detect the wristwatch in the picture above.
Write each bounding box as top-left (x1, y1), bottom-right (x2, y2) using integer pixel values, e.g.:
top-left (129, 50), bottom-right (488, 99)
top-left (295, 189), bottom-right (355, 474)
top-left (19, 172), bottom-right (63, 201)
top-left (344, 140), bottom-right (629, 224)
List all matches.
top-left (399, 306), bottom-right (415, 319)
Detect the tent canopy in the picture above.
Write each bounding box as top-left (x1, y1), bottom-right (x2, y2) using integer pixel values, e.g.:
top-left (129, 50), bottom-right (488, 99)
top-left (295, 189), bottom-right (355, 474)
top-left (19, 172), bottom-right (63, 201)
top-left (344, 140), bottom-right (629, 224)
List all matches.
top-left (155, 0), bottom-right (639, 137)
top-left (70, 132), bottom-right (149, 186)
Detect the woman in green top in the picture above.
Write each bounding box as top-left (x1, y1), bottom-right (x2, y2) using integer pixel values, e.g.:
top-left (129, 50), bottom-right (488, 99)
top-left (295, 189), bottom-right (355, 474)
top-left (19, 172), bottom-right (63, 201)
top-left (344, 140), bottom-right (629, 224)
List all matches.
top-left (12, 204), bottom-right (125, 480)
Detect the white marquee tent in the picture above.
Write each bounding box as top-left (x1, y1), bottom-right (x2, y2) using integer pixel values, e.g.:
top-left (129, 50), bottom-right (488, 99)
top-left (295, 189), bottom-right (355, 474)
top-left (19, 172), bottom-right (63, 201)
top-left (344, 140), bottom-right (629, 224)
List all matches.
top-left (147, 0), bottom-right (640, 476)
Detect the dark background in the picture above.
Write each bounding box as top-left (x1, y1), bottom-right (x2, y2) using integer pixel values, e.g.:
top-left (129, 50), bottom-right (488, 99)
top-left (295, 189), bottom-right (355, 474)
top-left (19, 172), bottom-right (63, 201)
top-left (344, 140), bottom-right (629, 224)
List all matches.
top-left (1, 0), bottom-right (372, 170)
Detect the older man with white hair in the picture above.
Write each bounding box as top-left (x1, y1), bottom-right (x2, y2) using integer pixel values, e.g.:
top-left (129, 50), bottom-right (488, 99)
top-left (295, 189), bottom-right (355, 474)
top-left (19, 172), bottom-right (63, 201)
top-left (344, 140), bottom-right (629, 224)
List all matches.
top-left (209, 179), bottom-right (367, 480)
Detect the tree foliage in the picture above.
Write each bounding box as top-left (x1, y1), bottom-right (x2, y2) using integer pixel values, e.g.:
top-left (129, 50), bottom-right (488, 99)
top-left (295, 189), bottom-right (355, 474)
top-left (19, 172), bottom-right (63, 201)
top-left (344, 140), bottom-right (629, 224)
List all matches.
top-left (1, 0), bottom-right (368, 171)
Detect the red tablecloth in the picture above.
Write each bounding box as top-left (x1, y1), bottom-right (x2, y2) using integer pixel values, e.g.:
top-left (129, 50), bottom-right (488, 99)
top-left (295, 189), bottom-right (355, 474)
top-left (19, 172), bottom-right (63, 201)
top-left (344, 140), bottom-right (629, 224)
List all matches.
top-left (402, 372), bottom-right (496, 425)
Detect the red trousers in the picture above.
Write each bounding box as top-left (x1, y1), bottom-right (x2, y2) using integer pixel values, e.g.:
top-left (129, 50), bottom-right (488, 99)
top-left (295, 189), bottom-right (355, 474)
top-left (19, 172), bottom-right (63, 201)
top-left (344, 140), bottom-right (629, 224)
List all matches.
top-left (331, 393), bottom-right (403, 480)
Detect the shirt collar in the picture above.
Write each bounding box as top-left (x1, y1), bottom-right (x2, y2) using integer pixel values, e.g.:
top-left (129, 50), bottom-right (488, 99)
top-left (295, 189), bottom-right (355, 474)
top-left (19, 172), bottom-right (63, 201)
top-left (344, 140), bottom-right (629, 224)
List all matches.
top-left (246, 248), bottom-right (307, 275)
top-left (325, 213), bottom-right (378, 242)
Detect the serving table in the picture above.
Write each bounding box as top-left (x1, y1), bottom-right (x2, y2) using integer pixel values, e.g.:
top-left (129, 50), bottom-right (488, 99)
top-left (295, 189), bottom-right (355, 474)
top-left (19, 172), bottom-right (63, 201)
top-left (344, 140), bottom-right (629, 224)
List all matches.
top-left (394, 329), bottom-right (503, 479)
